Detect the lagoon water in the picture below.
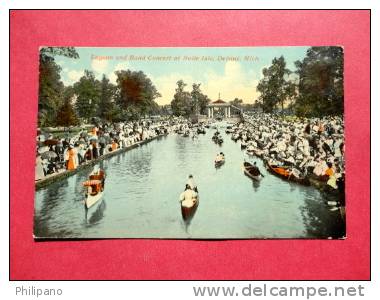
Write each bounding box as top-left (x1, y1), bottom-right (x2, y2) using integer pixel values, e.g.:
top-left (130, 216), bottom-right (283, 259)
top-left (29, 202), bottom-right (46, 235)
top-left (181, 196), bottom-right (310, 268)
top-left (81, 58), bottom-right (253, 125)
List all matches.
top-left (34, 122), bottom-right (345, 239)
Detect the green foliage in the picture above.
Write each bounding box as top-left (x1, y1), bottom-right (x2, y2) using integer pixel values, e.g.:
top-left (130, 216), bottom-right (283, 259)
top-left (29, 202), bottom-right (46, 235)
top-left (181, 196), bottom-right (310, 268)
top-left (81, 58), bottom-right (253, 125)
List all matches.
top-left (38, 47), bottom-right (79, 127)
top-left (170, 80), bottom-right (192, 117)
top-left (230, 98), bottom-right (243, 109)
top-left (170, 81), bottom-right (210, 117)
top-left (56, 101), bottom-right (79, 127)
top-left (190, 83), bottom-right (210, 115)
top-left (256, 56), bottom-right (294, 113)
top-left (98, 75), bottom-right (118, 122)
top-left (73, 70), bottom-right (101, 122)
top-left (40, 47), bottom-right (79, 63)
top-left (294, 46), bottom-right (343, 117)
top-left (115, 70), bottom-right (161, 119)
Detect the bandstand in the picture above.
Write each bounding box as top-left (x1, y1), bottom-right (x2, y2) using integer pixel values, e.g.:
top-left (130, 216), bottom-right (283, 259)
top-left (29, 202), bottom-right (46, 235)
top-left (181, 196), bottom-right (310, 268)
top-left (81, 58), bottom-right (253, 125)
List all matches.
top-left (207, 98), bottom-right (231, 119)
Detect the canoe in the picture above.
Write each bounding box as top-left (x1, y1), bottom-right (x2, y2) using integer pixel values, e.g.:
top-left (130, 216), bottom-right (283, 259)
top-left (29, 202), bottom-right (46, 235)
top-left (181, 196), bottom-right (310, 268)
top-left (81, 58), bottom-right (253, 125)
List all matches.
top-left (243, 162), bottom-right (262, 181)
top-left (231, 134), bottom-right (240, 142)
top-left (215, 158), bottom-right (225, 167)
top-left (181, 196), bottom-right (199, 221)
top-left (266, 162), bottom-right (310, 185)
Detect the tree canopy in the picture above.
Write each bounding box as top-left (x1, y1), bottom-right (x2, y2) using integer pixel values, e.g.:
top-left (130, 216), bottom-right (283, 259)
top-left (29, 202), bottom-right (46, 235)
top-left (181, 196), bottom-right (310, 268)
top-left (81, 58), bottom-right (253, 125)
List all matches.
top-left (256, 47), bottom-right (343, 117)
top-left (294, 46), bottom-right (343, 117)
top-left (256, 56), bottom-right (295, 113)
top-left (38, 47), bottom-right (79, 127)
top-left (115, 70), bottom-right (161, 117)
top-left (73, 70), bottom-right (101, 122)
top-left (171, 80), bottom-right (210, 117)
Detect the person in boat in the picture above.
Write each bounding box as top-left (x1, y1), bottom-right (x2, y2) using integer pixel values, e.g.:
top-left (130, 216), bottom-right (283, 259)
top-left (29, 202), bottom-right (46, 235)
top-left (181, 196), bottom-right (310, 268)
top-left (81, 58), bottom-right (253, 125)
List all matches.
top-left (92, 165), bottom-right (105, 190)
top-left (215, 152), bottom-right (225, 162)
top-left (187, 174), bottom-right (198, 193)
top-left (250, 161), bottom-right (264, 177)
top-left (289, 167), bottom-right (302, 179)
top-left (179, 184), bottom-right (198, 207)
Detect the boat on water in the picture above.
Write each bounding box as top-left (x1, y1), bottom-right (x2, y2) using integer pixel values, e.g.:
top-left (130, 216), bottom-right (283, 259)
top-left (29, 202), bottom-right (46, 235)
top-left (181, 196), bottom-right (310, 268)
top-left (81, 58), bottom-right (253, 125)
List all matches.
top-left (265, 161), bottom-right (310, 185)
top-left (215, 159), bottom-right (225, 167)
top-left (225, 126), bottom-right (233, 134)
top-left (243, 162), bottom-right (263, 181)
top-left (197, 127), bottom-right (206, 134)
top-left (83, 168), bottom-right (106, 209)
top-left (231, 133), bottom-right (240, 142)
top-left (215, 153), bottom-right (225, 167)
top-left (180, 188), bottom-right (199, 221)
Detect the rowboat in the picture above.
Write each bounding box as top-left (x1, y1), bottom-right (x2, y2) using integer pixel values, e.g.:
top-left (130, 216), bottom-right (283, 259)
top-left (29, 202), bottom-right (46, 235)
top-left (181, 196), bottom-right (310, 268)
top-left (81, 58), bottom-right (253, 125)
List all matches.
top-left (243, 162), bottom-right (262, 181)
top-left (181, 193), bottom-right (199, 221)
top-left (215, 157), bottom-right (225, 168)
top-left (197, 128), bottom-right (206, 134)
top-left (83, 169), bottom-right (106, 209)
top-left (265, 162), bottom-right (310, 185)
top-left (231, 133), bottom-right (240, 141)
top-left (225, 126), bottom-right (233, 134)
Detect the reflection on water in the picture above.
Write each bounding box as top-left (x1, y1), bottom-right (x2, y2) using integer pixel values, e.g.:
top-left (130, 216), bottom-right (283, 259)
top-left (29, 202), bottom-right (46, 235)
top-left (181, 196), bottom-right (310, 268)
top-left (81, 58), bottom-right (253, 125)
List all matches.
top-left (34, 122), bottom-right (345, 239)
top-left (86, 201), bottom-right (106, 225)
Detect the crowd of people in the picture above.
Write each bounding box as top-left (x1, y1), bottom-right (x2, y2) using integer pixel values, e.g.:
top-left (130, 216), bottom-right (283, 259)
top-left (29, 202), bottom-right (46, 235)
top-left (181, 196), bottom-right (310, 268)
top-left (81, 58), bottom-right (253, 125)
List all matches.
top-left (36, 112), bottom-right (345, 194)
top-left (35, 118), bottom-right (185, 181)
top-left (237, 112), bottom-right (344, 190)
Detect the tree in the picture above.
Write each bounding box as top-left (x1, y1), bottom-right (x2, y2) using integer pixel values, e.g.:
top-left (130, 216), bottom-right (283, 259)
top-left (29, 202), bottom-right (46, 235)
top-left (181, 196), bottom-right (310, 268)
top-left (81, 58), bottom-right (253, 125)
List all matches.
top-left (38, 47), bottom-right (79, 127)
top-left (115, 70), bottom-right (161, 118)
top-left (98, 74), bottom-right (118, 122)
top-left (170, 80), bottom-right (192, 117)
top-left (56, 86), bottom-right (79, 127)
top-left (256, 56), bottom-right (293, 113)
top-left (56, 98), bottom-right (79, 127)
top-left (190, 83), bottom-right (210, 115)
top-left (294, 46), bottom-right (343, 117)
top-left (73, 70), bottom-right (101, 122)
top-left (230, 98), bottom-right (243, 109)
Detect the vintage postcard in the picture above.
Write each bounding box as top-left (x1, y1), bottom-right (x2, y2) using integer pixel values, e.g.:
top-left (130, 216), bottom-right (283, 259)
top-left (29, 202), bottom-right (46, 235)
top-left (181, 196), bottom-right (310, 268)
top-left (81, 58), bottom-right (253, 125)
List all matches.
top-left (34, 46), bottom-right (345, 239)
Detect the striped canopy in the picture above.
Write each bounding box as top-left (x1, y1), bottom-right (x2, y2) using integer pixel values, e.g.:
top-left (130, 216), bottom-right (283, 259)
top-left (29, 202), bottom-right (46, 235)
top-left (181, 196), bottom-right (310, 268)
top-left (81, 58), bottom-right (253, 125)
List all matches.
top-left (82, 180), bottom-right (102, 186)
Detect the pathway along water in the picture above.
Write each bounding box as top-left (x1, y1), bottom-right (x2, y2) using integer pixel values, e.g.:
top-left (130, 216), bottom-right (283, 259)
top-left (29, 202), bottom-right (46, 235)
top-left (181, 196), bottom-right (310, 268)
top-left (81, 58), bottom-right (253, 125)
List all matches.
top-left (34, 122), bottom-right (345, 239)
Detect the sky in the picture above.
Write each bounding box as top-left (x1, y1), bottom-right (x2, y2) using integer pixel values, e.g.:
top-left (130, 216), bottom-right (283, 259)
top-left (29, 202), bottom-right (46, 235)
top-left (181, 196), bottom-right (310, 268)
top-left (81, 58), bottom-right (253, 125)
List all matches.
top-left (56, 47), bottom-right (309, 105)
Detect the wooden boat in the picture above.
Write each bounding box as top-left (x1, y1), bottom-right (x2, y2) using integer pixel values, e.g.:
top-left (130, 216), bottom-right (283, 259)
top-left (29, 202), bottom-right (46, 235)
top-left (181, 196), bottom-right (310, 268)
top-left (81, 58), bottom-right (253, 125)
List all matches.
top-left (181, 194), bottom-right (199, 221)
top-left (197, 128), bottom-right (206, 134)
top-left (231, 134), bottom-right (240, 142)
top-left (265, 162), bottom-right (310, 185)
top-left (243, 162), bottom-right (262, 181)
top-left (83, 169), bottom-right (106, 209)
top-left (225, 126), bottom-right (233, 134)
top-left (215, 157), bottom-right (225, 167)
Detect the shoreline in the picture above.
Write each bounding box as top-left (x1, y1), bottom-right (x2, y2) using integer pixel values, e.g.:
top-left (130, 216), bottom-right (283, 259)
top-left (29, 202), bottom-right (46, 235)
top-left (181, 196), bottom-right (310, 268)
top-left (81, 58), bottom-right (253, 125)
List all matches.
top-left (35, 134), bottom-right (165, 190)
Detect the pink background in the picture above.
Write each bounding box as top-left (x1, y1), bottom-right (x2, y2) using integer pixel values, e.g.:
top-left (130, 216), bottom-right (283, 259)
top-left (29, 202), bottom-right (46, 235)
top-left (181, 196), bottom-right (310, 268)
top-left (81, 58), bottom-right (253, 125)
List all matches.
top-left (10, 10), bottom-right (370, 280)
